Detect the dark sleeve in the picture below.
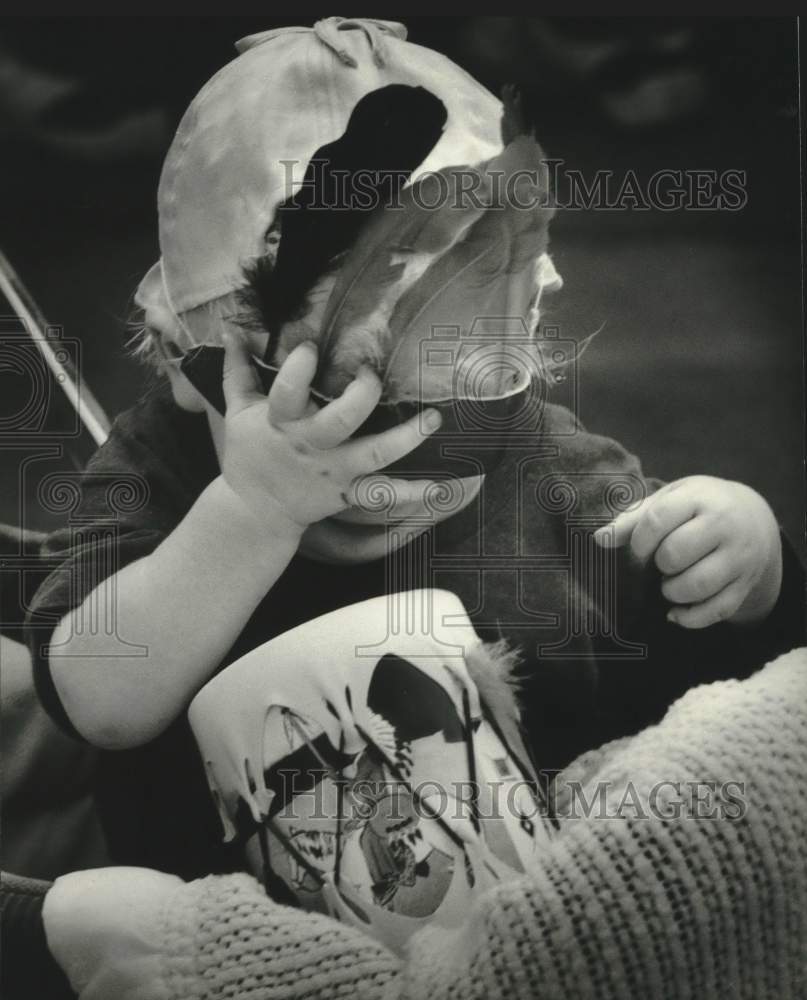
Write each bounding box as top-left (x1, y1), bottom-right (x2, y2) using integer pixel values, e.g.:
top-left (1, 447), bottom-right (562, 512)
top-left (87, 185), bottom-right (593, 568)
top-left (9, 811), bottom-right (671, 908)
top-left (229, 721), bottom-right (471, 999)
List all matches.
top-left (24, 383), bottom-right (215, 739)
top-left (567, 426), bottom-right (806, 742)
top-left (535, 408), bottom-right (806, 747)
top-left (598, 528), bottom-right (806, 740)
top-left (0, 873), bottom-right (75, 1000)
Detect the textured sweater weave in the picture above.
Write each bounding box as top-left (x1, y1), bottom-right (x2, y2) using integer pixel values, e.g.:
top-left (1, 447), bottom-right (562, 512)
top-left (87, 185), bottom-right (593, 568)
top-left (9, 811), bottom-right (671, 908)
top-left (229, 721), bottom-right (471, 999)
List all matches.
top-left (127, 649), bottom-right (806, 1000)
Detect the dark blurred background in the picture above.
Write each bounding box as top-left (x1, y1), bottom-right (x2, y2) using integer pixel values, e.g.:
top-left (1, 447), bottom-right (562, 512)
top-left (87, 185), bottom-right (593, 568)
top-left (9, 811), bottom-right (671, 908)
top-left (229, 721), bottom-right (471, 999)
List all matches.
top-left (0, 16), bottom-right (803, 553)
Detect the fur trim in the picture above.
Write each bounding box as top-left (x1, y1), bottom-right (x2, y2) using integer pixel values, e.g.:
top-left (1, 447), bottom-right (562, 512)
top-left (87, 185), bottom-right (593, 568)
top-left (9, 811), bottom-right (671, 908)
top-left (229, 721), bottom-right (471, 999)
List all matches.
top-left (465, 638), bottom-right (523, 725)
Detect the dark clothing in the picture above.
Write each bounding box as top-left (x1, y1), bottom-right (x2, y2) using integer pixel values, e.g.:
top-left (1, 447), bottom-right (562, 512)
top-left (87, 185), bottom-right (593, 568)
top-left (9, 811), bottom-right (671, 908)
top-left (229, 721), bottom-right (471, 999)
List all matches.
top-left (25, 380), bottom-right (806, 878)
top-left (0, 873), bottom-right (74, 1000)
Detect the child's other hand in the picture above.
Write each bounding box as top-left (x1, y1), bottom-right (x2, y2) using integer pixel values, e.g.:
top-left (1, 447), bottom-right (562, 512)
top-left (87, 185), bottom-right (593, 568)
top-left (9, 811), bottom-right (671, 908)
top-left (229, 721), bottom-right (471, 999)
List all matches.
top-left (219, 334), bottom-right (441, 538)
top-left (44, 867), bottom-right (185, 999)
top-left (594, 476), bottom-right (783, 629)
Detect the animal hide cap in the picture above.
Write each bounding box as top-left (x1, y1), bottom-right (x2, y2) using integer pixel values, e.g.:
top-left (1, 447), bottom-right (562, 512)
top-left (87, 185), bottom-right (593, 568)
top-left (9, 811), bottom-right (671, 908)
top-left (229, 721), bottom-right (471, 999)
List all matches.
top-left (135, 18), bottom-right (503, 327)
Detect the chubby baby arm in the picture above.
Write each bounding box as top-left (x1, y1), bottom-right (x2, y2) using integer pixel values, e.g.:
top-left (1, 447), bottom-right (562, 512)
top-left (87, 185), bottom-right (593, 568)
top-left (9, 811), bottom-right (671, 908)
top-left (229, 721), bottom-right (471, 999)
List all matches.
top-left (595, 475), bottom-right (783, 629)
top-left (47, 337), bottom-right (440, 750)
top-left (47, 473), bottom-right (303, 750)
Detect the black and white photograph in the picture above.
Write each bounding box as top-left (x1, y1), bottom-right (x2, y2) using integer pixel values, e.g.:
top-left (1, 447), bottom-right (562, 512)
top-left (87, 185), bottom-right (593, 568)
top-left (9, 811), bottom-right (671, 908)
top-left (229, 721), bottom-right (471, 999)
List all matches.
top-left (1, 15), bottom-right (805, 1000)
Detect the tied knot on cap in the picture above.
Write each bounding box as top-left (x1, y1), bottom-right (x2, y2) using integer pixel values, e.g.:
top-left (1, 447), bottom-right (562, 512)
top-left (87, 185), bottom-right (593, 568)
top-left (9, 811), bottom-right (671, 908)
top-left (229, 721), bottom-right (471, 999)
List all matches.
top-left (313, 16), bottom-right (407, 68)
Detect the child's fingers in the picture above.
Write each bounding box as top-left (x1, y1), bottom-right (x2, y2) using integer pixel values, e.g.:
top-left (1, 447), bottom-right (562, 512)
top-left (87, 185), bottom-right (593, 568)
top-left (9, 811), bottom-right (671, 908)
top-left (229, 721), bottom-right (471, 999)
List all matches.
top-left (594, 499), bottom-right (647, 548)
top-left (221, 332), bottom-right (263, 416)
top-left (341, 407), bottom-right (442, 474)
top-left (653, 518), bottom-right (718, 576)
top-left (338, 476), bottom-right (475, 523)
top-left (597, 486), bottom-right (697, 562)
top-left (593, 480), bottom-right (676, 547)
top-left (667, 576), bottom-right (748, 629)
top-left (344, 476), bottom-right (433, 508)
top-left (340, 475), bottom-right (429, 520)
top-left (267, 341), bottom-right (318, 424)
top-left (594, 480), bottom-right (687, 549)
top-left (304, 367), bottom-right (383, 449)
top-left (660, 549), bottom-right (737, 606)
top-left (629, 490), bottom-right (698, 561)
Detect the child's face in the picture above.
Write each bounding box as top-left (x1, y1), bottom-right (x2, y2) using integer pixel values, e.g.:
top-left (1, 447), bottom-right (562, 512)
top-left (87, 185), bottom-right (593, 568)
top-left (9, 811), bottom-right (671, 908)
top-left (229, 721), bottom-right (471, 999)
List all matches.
top-left (140, 307), bottom-right (483, 561)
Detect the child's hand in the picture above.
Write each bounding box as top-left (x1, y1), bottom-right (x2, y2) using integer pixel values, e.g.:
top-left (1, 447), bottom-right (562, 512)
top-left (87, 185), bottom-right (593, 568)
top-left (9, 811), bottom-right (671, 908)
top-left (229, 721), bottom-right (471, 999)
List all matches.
top-left (44, 867), bottom-right (185, 1000)
top-left (219, 333), bottom-right (441, 538)
top-left (594, 476), bottom-right (783, 629)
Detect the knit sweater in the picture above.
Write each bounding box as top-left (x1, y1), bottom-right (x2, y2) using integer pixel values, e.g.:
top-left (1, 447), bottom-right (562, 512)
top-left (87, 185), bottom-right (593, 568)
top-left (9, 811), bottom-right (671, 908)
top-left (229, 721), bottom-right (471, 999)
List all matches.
top-left (45, 648), bottom-right (807, 1000)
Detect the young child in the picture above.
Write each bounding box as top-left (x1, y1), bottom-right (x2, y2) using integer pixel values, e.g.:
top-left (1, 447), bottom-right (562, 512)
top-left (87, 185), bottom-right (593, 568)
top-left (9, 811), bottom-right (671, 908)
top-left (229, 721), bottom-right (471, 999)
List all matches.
top-left (25, 17), bottom-right (804, 881)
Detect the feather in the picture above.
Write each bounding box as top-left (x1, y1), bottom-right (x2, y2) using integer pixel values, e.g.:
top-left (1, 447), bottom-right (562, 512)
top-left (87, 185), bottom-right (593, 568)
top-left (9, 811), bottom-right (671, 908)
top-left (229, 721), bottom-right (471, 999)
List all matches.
top-left (464, 639), bottom-right (541, 787)
top-left (464, 638), bottom-right (523, 725)
top-left (314, 85), bottom-right (557, 402)
top-left (314, 163), bottom-right (497, 396)
top-left (249, 84), bottom-right (446, 362)
top-left (272, 268), bottom-right (342, 366)
top-left (314, 87), bottom-right (533, 396)
top-left (383, 136), bottom-right (554, 401)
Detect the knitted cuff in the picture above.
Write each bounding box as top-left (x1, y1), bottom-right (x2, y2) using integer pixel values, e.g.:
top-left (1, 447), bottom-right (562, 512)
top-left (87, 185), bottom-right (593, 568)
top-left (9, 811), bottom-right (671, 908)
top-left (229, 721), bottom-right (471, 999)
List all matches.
top-left (160, 873), bottom-right (400, 1000)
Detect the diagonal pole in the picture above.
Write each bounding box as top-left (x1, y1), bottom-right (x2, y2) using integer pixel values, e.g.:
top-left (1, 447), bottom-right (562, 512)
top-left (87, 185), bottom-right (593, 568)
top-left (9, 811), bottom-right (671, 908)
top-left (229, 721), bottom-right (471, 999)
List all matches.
top-left (0, 247), bottom-right (110, 446)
